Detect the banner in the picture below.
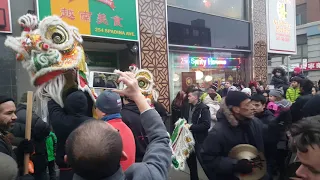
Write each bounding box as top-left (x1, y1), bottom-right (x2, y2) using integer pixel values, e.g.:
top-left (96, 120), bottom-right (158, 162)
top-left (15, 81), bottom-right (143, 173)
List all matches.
top-left (0, 0), bottom-right (12, 33)
top-left (37, 0), bottom-right (138, 41)
top-left (302, 62), bottom-right (320, 71)
top-left (267, 0), bottom-right (297, 54)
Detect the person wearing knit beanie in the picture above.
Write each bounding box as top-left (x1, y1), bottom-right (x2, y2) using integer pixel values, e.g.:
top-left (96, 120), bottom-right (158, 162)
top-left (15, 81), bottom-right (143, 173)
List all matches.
top-left (95, 90), bottom-right (136, 171)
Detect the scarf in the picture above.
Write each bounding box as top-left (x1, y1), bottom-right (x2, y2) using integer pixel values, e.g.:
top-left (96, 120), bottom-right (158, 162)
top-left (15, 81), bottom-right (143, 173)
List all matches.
top-left (101, 113), bottom-right (122, 122)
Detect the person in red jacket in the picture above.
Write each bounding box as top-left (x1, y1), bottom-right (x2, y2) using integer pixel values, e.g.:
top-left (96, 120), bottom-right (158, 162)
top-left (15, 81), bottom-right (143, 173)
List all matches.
top-left (95, 91), bottom-right (136, 171)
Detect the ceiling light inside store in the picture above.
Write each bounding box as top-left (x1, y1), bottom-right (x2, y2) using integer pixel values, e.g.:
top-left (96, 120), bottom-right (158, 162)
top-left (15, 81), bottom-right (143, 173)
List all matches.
top-left (195, 71), bottom-right (204, 80)
top-left (204, 75), bottom-right (213, 82)
top-left (173, 73), bottom-right (180, 82)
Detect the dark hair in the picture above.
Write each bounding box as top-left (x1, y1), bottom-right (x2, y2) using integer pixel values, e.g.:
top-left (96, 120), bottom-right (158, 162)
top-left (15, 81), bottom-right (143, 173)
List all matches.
top-left (190, 89), bottom-right (203, 99)
top-left (300, 79), bottom-right (314, 94)
top-left (290, 76), bottom-right (302, 83)
top-left (66, 120), bottom-right (122, 179)
top-left (174, 91), bottom-right (185, 108)
top-left (186, 85), bottom-right (196, 94)
top-left (251, 94), bottom-right (267, 105)
top-left (289, 116), bottom-right (320, 153)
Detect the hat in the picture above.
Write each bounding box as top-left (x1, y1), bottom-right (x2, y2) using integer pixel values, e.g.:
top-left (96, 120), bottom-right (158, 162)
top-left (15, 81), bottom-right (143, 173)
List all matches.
top-left (0, 95), bottom-right (14, 105)
top-left (228, 86), bottom-right (238, 92)
top-left (0, 152), bottom-right (18, 180)
top-left (290, 76), bottom-right (302, 83)
top-left (269, 88), bottom-right (284, 98)
top-left (294, 67), bottom-right (302, 74)
top-left (241, 88), bottom-right (252, 96)
top-left (210, 83), bottom-right (218, 91)
top-left (225, 91), bottom-right (250, 107)
top-left (96, 91), bottom-right (122, 114)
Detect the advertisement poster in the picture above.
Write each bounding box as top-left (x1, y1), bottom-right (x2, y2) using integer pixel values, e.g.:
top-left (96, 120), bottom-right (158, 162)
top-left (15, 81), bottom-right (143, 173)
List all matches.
top-left (37, 0), bottom-right (138, 41)
top-left (0, 0), bottom-right (12, 33)
top-left (267, 0), bottom-right (297, 54)
top-left (181, 72), bottom-right (196, 92)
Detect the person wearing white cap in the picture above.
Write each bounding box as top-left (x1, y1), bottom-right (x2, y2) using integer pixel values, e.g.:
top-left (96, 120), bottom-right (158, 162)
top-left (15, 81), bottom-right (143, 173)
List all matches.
top-left (241, 88), bottom-right (252, 97)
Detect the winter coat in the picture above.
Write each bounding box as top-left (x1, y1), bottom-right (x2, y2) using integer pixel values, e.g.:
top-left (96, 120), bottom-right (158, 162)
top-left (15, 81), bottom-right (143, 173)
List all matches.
top-left (46, 132), bottom-right (57, 162)
top-left (291, 93), bottom-right (313, 123)
top-left (121, 102), bottom-right (148, 163)
top-left (171, 99), bottom-right (182, 125)
top-left (267, 99), bottom-right (291, 117)
top-left (201, 99), bottom-right (264, 180)
top-left (270, 76), bottom-right (289, 90)
top-left (302, 94), bottom-right (320, 117)
top-left (290, 73), bottom-right (306, 79)
top-left (73, 109), bottom-right (172, 180)
top-left (184, 102), bottom-right (211, 144)
top-left (201, 93), bottom-right (220, 121)
top-left (286, 87), bottom-right (301, 103)
top-left (48, 90), bottom-right (92, 168)
top-left (10, 103), bottom-right (50, 174)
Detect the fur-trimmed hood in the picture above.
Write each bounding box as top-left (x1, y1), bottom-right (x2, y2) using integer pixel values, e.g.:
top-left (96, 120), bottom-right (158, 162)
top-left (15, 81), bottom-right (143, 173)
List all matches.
top-left (217, 98), bottom-right (239, 127)
top-left (272, 67), bottom-right (286, 76)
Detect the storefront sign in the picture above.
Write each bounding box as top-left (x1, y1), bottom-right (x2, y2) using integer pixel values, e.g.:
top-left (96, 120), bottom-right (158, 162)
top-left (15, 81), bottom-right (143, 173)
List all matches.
top-left (267, 0), bottom-right (297, 54)
top-left (0, 0), bottom-right (12, 33)
top-left (302, 62), bottom-right (320, 71)
top-left (37, 0), bottom-right (138, 41)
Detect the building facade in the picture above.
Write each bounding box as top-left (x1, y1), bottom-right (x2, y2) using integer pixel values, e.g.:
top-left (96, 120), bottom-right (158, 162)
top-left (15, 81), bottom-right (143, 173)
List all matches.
top-left (0, 0), bottom-right (271, 111)
top-left (268, 0), bottom-right (320, 83)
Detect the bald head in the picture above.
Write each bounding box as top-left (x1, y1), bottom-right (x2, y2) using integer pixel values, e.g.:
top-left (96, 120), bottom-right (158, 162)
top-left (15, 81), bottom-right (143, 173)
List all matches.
top-left (66, 120), bottom-right (123, 179)
top-left (0, 152), bottom-right (18, 180)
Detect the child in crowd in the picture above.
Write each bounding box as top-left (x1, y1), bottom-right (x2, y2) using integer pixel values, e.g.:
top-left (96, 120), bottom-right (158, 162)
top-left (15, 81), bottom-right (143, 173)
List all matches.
top-left (286, 77), bottom-right (302, 103)
top-left (46, 130), bottom-right (57, 180)
top-left (267, 88), bottom-right (292, 117)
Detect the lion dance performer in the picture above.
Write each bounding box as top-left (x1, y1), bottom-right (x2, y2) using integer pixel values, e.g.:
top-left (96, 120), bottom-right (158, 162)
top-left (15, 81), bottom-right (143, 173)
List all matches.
top-left (4, 14), bottom-right (95, 120)
top-left (5, 14), bottom-right (96, 179)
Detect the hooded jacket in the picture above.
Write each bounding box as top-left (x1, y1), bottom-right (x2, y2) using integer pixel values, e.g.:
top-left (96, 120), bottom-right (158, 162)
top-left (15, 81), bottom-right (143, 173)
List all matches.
top-left (201, 99), bottom-right (264, 180)
top-left (48, 91), bottom-right (92, 168)
top-left (201, 93), bottom-right (220, 121)
top-left (270, 67), bottom-right (289, 90)
top-left (121, 102), bottom-right (148, 163)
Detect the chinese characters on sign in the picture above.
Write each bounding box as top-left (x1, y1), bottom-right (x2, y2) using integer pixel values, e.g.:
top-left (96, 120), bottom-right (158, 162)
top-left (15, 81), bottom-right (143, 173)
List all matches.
top-left (267, 0), bottom-right (297, 54)
top-left (38, 0), bottom-right (138, 41)
top-left (302, 62), bottom-right (320, 71)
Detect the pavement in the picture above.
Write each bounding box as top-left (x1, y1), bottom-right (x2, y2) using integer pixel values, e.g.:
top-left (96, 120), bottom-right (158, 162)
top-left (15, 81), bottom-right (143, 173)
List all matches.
top-left (168, 160), bottom-right (209, 180)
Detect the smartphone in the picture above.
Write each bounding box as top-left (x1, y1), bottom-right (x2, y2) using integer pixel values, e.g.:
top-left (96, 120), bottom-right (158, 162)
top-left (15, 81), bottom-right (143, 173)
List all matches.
top-left (89, 71), bottom-right (120, 89)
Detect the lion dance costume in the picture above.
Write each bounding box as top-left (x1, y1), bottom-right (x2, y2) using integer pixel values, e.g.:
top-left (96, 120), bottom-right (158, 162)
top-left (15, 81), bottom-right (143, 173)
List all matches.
top-left (4, 14), bottom-right (95, 121)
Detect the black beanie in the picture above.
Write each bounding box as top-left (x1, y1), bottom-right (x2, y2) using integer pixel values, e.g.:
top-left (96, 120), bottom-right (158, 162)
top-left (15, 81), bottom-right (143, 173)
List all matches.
top-left (225, 91), bottom-right (250, 107)
top-left (0, 95), bottom-right (14, 105)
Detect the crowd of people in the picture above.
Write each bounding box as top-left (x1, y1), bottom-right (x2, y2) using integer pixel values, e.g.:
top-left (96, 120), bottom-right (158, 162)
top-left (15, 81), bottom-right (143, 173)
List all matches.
top-left (170, 66), bottom-right (320, 180)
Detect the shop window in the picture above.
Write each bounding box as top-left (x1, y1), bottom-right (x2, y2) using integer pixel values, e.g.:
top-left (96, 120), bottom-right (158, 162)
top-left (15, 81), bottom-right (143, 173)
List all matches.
top-left (167, 0), bottom-right (248, 20)
top-left (291, 43), bottom-right (307, 59)
top-left (168, 6), bottom-right (250, 50)
top-left (296, 3), bottom-right (307, 25)
top-left (168, 50), bottom-right (246, 103)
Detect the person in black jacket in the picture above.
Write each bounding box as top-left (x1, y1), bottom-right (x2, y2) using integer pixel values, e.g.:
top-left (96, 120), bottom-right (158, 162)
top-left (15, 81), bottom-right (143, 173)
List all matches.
top-left (291, 79), bottom-right (314, 123)
top-left (48, 91), bottom-right (92, 180)
top-left (185, 89), bottom-right (211, 180)
top-left (201, 91), bottom-right (265, 180)
top-left (251, 94), bottom-right (277, 179)
top-left (0, 95), bottom-right (34, 180)
top-left (10, 93), bottom-right (50, 180)
top-left (121, 97), bottom-right (148, 163)
top-left (270, 67), bottom-right (289, 90)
